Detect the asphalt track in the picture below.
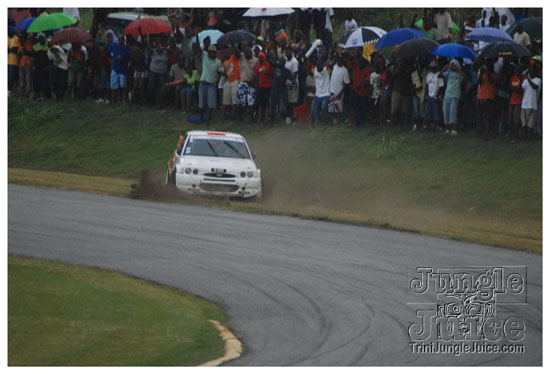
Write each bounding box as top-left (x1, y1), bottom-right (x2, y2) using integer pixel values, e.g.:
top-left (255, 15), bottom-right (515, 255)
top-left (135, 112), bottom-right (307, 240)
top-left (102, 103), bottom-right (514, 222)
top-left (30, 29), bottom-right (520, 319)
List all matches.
top-left (8, 184), bottom-right (542, 365)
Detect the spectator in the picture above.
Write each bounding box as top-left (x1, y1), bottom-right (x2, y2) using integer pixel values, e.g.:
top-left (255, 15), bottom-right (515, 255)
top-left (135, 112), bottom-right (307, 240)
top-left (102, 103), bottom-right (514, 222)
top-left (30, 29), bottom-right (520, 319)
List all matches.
top-left (233, 41), bottom-right (257, 122)
top-left (344, 10), bottom-right (358, 33)
top-left (520, 64), bottom-right (541, 141)
top-left (175, 26), bottom-right (195, 66)
top-left (48, 44), bottom-right (69, 102)
top-left (476, 60), bottom-right (497, 137)
top-left (378, 63), bottom-right (392, 126)
top-left (507, 63), bottom-right (523, 139)
top-left (410, 59), bottom-right (424, 130)
top-left (269, 56), bottom-right (294, 125)
top-left (351, 55), bottom-right (371, 127)
top-left (433, 8), bottom-right (452, 44)
top-left (66, 42), bottom-right (86, 102)
top-left (285, 47), bottom-right (299, 117)
top-left (424, 60), bottom-right (444, 131)
top-left (164, 55), bottom-right (188, 109)
top-left (31, 33), bottom-right (51, 100)
top-left (329, 53), bottom-right (350, 123)
top-left (439, 59), bottom-right (467, 135)
top-left (513, 23), bottom-right (531, 50)
top-left (17, 31), bottom-right (33, 97)
top-left (309, 56), bottom-right (332, 126)
top-left (222, 45), bottom-right (240, 119)
top-left (255, 51), bottom-right (274, 124)
top-left (418, 16), bottom-right (440, 42)
top-left (181, 61), bottom-right (198, 113)
top-left (197, 39), bottom-right (222, 125)
top-left (130, 41), bottom-right (147, 105)
top-left (323, 8), bottom-right (335, 51)
top-left (145, 35), bottom-right (171, 107)
top-left (8, 27), bottom-right (20, 96)
top-left (11, 8), bottom-right (32, 26)
top-left (106, 33), bottom-right (130, 104)
top-left (499, 14), bottom-right (511, 33)
top-left (390, 58), bottom-right (412, 128)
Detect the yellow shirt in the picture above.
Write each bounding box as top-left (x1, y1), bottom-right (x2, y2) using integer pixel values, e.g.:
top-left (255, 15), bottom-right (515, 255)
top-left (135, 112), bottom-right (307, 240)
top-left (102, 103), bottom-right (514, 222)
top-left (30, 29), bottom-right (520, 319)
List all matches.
top-left (8, 35), bottom-right (21, 66)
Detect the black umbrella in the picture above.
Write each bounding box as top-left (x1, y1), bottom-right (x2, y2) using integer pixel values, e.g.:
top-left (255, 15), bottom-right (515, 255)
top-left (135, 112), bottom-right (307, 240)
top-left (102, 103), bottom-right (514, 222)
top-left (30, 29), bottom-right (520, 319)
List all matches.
top-left (478, 41), bottom-right (532, 60)
top-left (507, 17), bottom-right (542, 40)
top-left (217, 29), bottom-right (256, 49)
top-left (395, 37), bottom-right (439, 59)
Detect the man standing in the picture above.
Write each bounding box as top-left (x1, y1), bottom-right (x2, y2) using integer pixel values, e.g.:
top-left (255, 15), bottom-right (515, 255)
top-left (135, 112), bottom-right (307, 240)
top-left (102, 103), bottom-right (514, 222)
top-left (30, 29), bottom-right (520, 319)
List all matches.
top-left (17, 31), bottom-right (33, 97)
top-left (31, 33), bottom-right (51, 101)
top-left (439, 59), bottom-right (467, 135)
top-left (520, 64), bottom-right (541, 141)
top-left (433, 8), bottom-right (452, 44)
top-left (197, 37), bottom-right (222, 125)
top-left (8, 27), bottom-right (20, 96)
top-left (513, 23), bottom-right (531, 50)
top-left (309, 56), bottom-right (331, 127)
top-left (232, 40), bottom-right (257, 122)
top-left (285, 46), bottom-right (299, 122)
top-left (329, 54), bottom-right (350, 124)
top-left (106, 34), bottom-right (130, 104)
top-left (222, 46), bottom-right (240, 119)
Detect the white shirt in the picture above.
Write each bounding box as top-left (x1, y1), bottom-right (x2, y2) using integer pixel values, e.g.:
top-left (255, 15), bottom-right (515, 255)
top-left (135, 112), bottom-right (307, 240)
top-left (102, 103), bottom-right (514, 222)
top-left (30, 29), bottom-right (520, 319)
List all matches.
top-left (521, 77), bottom-right (541, 110)
top-left (325, 8), bottom-right (334, 32)
top-left (426, 72), bottom-right (444, 98)
top-left (345, 19), bottom-right (358, 33)
top-left (63, 8), bottom-right (80, 20)
top-left (329, 64), bottom-right (350, 95)
top-left (314, 66), bottom-right (331, 97)
top-left (285, 56), bottom-right (298, 75)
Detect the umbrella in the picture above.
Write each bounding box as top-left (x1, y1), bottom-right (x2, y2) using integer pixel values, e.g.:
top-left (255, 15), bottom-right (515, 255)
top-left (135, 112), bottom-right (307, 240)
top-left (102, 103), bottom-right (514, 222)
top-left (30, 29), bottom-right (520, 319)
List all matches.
top-left (478, 41), bottom-right (531, 60)
top-left (396, 37), bottom-right (439, 59)
top-left (415, 19), bottom-right (460, 33)
top-left (375, 28), bottom-right (426, 49)
top-left (340, 26), bottom-right (387, 49)
top-left (507, 17), bottom-right (542, 40)
top-left (124, 18), bottom-right (172, 36)
top-left (466, 27), bottom-right (513, 43)
top-left (27, 13), bottom-right (77, 33)
top-left (52, 27), bottom-right (92, 45)
top-left (243, 8), bottom-right (294, 18)
top-left (430, 43), bottom-right (476, 60)
top-left (197, 29), bottom-right (224, 48)
top-left (217, 30), bottom-right (256, 49)
top-left (15, 17), bottom-right (36, 31)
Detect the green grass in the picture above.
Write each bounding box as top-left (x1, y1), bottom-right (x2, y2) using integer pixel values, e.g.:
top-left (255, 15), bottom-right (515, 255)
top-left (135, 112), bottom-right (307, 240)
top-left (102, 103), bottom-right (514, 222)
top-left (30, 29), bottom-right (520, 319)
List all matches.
top-left (7, 97), bottom-right (542, 252)
top-left (8, 255), bottom-right (227, 366)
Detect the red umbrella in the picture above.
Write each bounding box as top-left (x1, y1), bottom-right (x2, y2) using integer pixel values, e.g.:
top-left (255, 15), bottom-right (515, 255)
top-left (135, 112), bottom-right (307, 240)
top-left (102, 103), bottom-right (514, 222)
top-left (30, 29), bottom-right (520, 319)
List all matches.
top-left (52, 27), bottom-right (92, 44)
top-left (124, 18), bottom-right (172, 35)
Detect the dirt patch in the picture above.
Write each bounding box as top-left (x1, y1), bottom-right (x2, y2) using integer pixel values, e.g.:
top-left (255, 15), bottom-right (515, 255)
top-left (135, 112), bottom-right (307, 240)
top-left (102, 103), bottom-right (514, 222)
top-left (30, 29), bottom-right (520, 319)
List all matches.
top-left (129, 169), bottom-right (188, 200)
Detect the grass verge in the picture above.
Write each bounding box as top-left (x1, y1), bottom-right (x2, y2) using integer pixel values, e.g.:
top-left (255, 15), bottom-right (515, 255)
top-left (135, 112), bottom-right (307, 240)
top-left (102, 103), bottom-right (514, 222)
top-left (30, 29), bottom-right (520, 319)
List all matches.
top-left (8, 255), bottom-right (228, 366)
top-left (8, 97), bottom-right (541, 253)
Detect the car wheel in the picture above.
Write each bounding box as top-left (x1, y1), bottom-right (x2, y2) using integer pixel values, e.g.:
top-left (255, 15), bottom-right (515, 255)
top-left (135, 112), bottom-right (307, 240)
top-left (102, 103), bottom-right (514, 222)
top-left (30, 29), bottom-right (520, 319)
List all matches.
top-left (251, 178), bottom-right (264, 202)
top-left (165, 168), bottom-right (175, 185)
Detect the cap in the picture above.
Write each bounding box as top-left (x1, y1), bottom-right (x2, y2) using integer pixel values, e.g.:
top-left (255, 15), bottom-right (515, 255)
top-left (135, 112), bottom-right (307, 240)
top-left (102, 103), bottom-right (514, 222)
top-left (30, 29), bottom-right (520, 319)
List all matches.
top-left (429, 60), bottom-right (438, 68)
top-left (207, 44), bottom-right (217, 52)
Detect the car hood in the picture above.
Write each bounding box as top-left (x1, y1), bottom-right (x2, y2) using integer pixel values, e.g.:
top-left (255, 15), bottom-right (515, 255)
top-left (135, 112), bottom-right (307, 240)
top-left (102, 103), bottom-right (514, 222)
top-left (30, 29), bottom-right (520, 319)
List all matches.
top-left (182, 156), bottom-right (258, 171)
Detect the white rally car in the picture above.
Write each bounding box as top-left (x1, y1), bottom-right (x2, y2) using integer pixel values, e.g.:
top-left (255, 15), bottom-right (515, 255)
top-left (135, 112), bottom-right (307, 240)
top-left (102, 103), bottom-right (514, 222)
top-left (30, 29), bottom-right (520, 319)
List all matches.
top-left (165, 131), bottom-right (263, 199)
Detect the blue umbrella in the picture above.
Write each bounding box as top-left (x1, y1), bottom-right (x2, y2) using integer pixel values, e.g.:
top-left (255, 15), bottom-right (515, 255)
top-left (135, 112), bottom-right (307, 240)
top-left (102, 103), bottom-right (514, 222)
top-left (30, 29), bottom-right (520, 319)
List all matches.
top-left (465, 27), bottom-right (513, 43)
top-left (197, 29), bottom-right (223, 48)
top-left (15, 17), bottom-right (36, 31)
top-left (430, 43), bottom-right (476, 60)
top-left (375, 28), bottom-right (426, 49)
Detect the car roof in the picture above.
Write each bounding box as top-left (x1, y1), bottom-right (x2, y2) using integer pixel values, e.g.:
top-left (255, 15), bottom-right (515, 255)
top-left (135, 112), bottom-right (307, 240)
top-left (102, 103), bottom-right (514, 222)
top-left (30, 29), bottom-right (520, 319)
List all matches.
top-left (185, 130), bottom-right (245, 139)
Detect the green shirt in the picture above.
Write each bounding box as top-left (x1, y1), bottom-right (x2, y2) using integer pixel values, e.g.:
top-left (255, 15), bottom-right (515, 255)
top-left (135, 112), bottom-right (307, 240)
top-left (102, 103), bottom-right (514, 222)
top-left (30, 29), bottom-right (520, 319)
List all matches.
top-left (184, 70), bottom-right (198, 86)
top-left (421, 27), bottom-right (440, 41)
top-left (200, 51), bottom-right (222, 84)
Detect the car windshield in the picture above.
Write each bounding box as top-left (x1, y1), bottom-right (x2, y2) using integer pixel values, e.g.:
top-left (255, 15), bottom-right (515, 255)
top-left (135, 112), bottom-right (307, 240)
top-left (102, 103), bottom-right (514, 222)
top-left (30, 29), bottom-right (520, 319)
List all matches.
top-left (183, 137), bottom-right (251, 159)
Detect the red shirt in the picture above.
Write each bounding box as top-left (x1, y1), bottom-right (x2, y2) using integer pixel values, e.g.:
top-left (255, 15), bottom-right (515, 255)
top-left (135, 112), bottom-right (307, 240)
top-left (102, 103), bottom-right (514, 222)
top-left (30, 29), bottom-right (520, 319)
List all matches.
top-left (255, 60), bottom-right (274, 88)
top-left (477, 72), bottom-right (497, 100)
top-left (509, 75), bottom-right (523, 105)
top-left (352, 62), bottom-right (372, 97)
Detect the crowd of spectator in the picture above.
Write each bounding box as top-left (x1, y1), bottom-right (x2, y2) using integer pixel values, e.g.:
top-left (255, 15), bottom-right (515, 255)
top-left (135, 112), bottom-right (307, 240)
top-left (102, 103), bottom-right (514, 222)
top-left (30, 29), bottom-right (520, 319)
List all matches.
top-left (7, 7), bottom-right (543, 140)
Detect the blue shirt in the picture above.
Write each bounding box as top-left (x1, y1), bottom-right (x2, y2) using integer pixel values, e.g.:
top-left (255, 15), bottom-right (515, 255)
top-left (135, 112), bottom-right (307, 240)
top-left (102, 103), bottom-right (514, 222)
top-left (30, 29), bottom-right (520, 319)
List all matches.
top-left (107, 43), bottom-right (130, 75)
top-left (443, 70), bottom-right (463, 99)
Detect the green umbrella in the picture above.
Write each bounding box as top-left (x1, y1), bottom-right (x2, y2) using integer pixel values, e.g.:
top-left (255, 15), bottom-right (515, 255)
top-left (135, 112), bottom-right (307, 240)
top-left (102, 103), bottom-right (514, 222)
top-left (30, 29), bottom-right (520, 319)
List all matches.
top-left (27, 13), bottom-right (77, 33)
top-left (415, 19), bottom-right (460, 33)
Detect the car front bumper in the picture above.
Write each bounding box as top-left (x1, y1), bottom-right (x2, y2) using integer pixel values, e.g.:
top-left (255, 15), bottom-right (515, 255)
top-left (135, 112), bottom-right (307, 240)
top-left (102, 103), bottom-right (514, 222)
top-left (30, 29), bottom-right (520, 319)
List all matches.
top-left (175, 173), bottom-right (262, 198)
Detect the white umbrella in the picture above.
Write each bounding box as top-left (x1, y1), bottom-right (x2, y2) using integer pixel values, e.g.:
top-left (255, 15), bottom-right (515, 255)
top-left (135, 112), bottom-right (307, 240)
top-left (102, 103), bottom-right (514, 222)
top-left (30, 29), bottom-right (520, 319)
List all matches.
top-left (243, 8), bottom-right (295, 18)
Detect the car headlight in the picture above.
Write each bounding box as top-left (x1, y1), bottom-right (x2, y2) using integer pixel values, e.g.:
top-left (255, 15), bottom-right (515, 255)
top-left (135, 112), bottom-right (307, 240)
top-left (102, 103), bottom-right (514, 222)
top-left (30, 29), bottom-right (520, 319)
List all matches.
top-left (185, 168), bottom-right (192, 174)
top-left (247, 171), bottom-right (254, 178)
top-left (193, 169), bottom-right (199, 175)
top-left (240, 172), bottom-right (246, 178)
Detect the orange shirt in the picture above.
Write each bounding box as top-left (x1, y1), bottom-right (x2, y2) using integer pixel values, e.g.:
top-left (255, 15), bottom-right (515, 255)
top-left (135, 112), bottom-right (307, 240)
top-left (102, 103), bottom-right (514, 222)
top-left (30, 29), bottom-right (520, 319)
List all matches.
top-left (18, 40), bottom-right (33, 67)
top-left (509, 76), bottom-right (523, 105)
top-left (477, 72), bottom-right (496, 100)
top-left (223, 54), bottom-right (240, 83)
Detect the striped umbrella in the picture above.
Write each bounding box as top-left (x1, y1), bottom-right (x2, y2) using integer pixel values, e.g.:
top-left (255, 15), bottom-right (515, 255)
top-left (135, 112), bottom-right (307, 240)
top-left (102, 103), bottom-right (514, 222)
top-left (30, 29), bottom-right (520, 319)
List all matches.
top-left (124, 17), bottom-right (172, 35)
top-left (340, 26), bottom-right (387, 49)
top-left (52, 27), bottom-right (92, 45)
